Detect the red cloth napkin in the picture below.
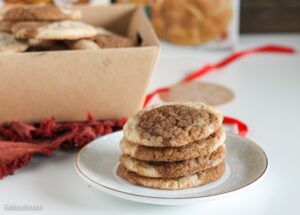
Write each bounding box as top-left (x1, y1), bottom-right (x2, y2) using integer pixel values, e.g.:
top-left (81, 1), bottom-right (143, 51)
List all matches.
top-left (0, 114), bottom-right (126, 179)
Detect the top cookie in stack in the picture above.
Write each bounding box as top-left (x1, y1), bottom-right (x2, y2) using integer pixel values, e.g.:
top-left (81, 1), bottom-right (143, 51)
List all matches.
top-left (117, 102), bottom-right (227, 190)
top-left (0, 5), bottom-right (135, 53)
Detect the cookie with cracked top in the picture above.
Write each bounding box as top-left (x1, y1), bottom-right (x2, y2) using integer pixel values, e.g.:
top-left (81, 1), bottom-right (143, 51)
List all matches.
top-left (123, 102), bottom-right (223, 147)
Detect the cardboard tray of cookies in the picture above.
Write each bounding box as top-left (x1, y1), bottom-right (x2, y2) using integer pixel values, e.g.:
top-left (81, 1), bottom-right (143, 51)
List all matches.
top-left (0, 4), bottom-right (160, 123)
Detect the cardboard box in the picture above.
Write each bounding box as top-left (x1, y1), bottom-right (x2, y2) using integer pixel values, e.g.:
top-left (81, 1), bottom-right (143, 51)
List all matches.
top-left (0, 5), bottom-right (160, 123)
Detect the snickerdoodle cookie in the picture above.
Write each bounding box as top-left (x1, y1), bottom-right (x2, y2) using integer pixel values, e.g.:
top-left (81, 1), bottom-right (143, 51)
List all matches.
top-left (119, 144), bottom-right (226, 178)
top-left (0, 20), bottom-right (14, 33)
top-left (123, 103), bottom-right (223, 147)
top-left (92, 34), bottom-right (135, 48)
top-left (67, 39), bottom-right (100, 50)
top-left (120, 127), bottom-right (226, 162)
top-left (12, 21), bottom-right (97, 40)
top-left (3, 5), bottom-right (81, 22)
top-left (117, 161), bottom-right (225, 190)
top-left (0, 32), bottom-right (28, 53)
top-left (159, 82), bottom-right (235, 106)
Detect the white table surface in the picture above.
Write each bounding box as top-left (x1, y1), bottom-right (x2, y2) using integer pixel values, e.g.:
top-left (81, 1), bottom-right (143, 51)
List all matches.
top-left (1, 34), bottom-right (300, 215)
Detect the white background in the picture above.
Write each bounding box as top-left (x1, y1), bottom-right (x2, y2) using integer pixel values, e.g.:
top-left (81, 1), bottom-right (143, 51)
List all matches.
top-left (1, 34), bottom-right (300, 214)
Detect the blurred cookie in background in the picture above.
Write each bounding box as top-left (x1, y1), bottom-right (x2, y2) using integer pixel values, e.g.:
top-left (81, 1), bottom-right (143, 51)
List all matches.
top-left (2, 4), bottom-right (81, 21)
top-left (12, 21), bottom-right (97, 40)
top-left (92, 34), bottom-right (134, 48)
top-left (0, 20), bottom-right (14, 32)
top-left (159, 82), bottom-right (235, 106)
top-left (0, 32), bottom-right (28, 52)
top-left (1, 0), bottom-right (89, 6)
top-left (151, 0), bottom-right (232, 45)
top-left (113, 0), bottom-right (239, 49)
top-left (27, 39), bottom-right (69, 51)
top-left (27, 39), bottom-right (68, 51)
top-left (66, 39), bottom-right (100, 50)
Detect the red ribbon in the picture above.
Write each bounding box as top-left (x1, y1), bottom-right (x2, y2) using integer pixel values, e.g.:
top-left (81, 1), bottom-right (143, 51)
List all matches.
top-left (182, 44), bottom-right (295, 82)
top-left (143, 44), bottom-right (296, 136)
top-left (223, 116), bottom-right (248, 137)
top-left (143, 87), bottom-right (169, 108)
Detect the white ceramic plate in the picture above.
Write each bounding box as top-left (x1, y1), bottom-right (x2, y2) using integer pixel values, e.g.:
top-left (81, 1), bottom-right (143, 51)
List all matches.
top-left (75, 131), bottom-right (268, 205)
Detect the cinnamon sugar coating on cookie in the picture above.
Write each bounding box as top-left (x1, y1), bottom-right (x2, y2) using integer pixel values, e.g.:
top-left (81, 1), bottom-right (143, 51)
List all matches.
top-left (3, 5), bottom-right (81, 22)
top-left (12, 22), bottom-right (47, 39)
top-left (117, 161), bottom-right (225, 190)
top-left (121, 127), bottom-right (225, 162)
top-left (120, 145), bottom-right (226, 178)
top-left (137, 105), bottom-right (220, 146)
top-left (149, 145), bottom-right (225, 178)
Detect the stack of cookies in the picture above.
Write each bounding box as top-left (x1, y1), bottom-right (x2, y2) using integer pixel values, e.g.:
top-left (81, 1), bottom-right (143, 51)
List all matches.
top-left (117, 102), bottom-right (226, 190)
top-left (0, 5), bottom-right (134, 53)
